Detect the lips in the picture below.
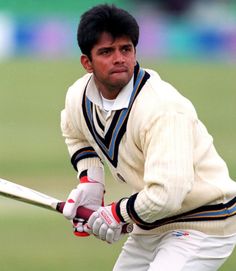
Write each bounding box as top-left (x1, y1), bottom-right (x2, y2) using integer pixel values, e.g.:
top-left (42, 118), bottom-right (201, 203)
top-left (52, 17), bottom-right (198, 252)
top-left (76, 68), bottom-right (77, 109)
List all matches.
top-left (110, 67), bottom-right (128, 74)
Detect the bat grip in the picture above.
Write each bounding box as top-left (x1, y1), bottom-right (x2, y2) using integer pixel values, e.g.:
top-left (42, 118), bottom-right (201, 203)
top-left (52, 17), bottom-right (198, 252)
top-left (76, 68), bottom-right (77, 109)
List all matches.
top-left (56, 202), bottom-right (133, 234)
top-left (57, 202), bottom-right (93, 220)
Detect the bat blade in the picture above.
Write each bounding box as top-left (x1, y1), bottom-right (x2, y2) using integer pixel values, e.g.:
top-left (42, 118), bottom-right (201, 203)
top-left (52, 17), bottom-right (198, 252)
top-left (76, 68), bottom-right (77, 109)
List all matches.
top-left (0, 177), bottom-right (133, 234)
top-left (0, 178), bottom-right (60, 211)
top-left (0, 177), bottom-right (94, 221)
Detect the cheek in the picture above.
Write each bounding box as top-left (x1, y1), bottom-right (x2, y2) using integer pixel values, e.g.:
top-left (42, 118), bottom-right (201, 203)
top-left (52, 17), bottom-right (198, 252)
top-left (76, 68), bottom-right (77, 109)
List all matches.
top-left (129, 53), bottom-right (136, 64)
top-left (94, 61), bottom-right (108, 72)
top-left (93, 64), bottom-right (107, 79)
top-left (127, 56), bottom-right (136, 69)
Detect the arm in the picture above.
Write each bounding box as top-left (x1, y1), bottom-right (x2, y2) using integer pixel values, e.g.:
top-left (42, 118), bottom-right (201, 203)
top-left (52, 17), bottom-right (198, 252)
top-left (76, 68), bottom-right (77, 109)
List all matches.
top-left (120, 112), bottom-right (195, 226)
top-left (61, 97), bottom-right (105, 227)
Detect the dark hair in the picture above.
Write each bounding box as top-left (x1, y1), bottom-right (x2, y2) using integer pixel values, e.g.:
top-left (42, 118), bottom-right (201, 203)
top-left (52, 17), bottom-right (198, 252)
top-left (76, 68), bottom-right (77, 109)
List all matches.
top-left (77, 4), bottom-right (139, 58)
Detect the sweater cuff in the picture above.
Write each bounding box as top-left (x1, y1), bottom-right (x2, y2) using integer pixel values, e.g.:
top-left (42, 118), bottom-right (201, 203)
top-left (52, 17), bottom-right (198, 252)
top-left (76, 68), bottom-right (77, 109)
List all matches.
top-left (117, 198), bottom-right (132, 224)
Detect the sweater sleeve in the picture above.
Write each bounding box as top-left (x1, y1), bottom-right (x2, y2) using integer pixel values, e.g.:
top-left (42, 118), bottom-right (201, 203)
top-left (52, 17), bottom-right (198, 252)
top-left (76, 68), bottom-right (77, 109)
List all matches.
top-left (119, 112), bottom-right (195, 225)
top-left (61, 89), bottom-right (103, 179)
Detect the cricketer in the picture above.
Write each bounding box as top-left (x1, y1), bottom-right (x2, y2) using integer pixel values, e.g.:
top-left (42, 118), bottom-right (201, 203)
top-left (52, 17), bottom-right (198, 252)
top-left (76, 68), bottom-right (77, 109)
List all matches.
top-left (61, 4), bottom-right (236, 271)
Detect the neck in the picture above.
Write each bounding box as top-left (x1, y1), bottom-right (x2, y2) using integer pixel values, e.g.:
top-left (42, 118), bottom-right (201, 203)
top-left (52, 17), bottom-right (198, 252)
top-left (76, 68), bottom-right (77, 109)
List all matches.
top-left (97, 83), bottom-right (121, 100)
top-left (99, 89), bottom-right (121, 100)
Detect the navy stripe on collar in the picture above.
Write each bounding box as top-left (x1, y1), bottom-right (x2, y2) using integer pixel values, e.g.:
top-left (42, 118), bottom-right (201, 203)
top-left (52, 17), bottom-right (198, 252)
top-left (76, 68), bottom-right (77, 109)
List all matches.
top-left (82, 65), bottom-right (150, 167)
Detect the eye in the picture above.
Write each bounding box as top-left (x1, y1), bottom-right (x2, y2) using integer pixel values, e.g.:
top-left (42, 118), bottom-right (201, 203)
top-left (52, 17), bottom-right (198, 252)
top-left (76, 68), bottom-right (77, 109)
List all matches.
top-left (99, 48), bottom-right (112, 55)
top-left (121, 45), bottom-right (132, 53)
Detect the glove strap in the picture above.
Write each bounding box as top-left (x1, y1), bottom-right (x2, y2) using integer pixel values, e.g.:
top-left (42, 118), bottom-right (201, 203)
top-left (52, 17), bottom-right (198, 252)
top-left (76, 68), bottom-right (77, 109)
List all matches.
top-left (79, 170), bottom-right (90, 183)
top-left (111, 202), bottom-right (121, 223)
top-left (79, 169), bottom-right (104, 184)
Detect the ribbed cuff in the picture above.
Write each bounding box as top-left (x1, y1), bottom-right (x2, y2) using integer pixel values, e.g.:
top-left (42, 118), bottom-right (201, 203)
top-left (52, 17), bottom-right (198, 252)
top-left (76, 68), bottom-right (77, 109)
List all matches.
top-left (117, 198), bottom-right (132, 224)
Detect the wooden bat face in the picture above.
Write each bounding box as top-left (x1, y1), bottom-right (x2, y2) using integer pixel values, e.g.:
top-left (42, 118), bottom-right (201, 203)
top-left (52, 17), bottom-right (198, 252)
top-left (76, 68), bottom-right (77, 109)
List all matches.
top-left (0, 178), bottom-right (60, 211)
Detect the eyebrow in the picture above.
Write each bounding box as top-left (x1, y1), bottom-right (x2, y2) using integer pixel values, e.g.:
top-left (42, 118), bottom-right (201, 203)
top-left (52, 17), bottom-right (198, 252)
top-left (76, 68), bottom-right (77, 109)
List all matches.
top-left (97, 43), bottom-right (133, 52)
top-left (97, 47), bottom-right (113, 52)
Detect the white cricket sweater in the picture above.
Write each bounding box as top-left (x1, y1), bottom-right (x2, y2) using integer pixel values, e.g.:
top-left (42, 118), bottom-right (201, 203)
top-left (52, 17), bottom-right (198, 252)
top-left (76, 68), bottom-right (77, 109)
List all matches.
top-left (61, 65), bottom-right (236, 235)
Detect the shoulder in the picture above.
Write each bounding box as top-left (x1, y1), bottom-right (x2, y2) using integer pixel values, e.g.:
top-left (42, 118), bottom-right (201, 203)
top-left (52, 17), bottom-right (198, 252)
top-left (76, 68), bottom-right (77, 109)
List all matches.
top-left (137, 68), bottom-right (198, 119)
top-left (66, 73), bottom-right (91, 102)
top-left (128, 68), bottom-right (198, 133)
top-left (63, 73), bottom-right (92, 117)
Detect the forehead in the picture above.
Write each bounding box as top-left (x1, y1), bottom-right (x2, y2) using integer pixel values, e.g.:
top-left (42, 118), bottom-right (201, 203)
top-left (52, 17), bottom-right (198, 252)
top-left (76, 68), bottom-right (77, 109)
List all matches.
top-left (94, 32), bottom-right (133, 48)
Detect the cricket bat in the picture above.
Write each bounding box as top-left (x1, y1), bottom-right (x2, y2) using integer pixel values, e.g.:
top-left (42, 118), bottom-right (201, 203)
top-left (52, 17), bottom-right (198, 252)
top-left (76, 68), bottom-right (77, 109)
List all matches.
top-left (0, 177), bottom-right (132, 234)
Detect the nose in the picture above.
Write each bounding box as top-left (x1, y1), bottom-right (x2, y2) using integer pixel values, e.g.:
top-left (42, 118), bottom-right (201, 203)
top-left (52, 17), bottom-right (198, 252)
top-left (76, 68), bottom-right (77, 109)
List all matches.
top-left (113, 50), bottom-right (124, 64)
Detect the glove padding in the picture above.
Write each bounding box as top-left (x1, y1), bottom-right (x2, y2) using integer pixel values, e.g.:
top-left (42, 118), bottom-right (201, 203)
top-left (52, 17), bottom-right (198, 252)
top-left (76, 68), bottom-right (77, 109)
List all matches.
top-left (63, 182), bottom-right (104, 219)
top-left (86, 203), bottom-right (124, 244)
top-left (63, 167), bottom-right (105, 220)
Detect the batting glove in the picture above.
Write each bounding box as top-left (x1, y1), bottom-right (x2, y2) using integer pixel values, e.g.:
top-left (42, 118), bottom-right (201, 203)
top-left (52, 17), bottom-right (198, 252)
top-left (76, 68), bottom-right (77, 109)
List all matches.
top-left (63, 167), bottom-right (105, 237)
top-left (86, 202), bottom-right (125, 244)
top-left (63, 167), bottom-right (105, 219)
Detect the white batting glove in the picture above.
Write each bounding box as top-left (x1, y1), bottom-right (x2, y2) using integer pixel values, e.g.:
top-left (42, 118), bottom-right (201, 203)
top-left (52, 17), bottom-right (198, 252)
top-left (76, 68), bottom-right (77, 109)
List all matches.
top-left (63, 167), bottom-right (105, 220)
top-left (86, 203), bottom-right (124, 244)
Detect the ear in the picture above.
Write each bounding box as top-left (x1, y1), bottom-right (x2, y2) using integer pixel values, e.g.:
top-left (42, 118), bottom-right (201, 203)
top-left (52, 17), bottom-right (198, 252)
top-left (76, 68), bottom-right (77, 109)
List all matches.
top-left (80, 55), bottom-right (93, 73)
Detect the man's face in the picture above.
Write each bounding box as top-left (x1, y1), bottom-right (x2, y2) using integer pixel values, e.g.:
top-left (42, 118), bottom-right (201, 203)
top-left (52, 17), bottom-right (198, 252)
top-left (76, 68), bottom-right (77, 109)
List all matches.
top-left (81, 32), bottom-right (136, 99)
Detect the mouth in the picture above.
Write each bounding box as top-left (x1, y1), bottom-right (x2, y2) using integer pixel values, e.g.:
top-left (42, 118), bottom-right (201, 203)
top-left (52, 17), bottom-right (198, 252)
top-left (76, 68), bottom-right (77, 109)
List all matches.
top-left (110, 67), bottom-right (128, 74)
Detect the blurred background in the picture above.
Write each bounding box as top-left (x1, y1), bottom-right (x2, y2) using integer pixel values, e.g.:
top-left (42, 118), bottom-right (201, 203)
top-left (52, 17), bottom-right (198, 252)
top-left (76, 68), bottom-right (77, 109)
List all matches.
top-left (0, 1), bottom-right (235, 270)
top-left (0, 0), bottom-right (236, 61)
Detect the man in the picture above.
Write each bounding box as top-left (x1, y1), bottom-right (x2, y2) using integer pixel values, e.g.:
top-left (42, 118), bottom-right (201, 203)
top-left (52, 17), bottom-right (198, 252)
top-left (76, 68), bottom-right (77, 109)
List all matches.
top-left (61, 4), bottom-right (236, 271)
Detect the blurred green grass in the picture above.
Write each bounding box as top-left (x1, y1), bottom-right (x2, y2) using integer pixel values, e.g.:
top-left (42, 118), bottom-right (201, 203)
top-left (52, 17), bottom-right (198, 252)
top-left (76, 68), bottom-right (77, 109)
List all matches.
top-left (0, 58), bottom-right (235, 270)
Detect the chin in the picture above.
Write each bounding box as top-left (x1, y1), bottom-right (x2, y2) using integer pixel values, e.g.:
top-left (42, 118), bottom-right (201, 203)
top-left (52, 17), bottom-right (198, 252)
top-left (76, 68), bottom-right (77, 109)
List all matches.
top-left (112, 80), bottom-right (128, 90)
top-left (111, 76), bottom-right (130, 88)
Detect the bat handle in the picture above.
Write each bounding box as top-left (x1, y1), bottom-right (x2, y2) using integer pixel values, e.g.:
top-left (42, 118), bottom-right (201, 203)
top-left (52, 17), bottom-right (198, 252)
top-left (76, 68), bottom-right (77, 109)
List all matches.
top-left (56, 202), bottom-right (92, 237)
top-left (56, 202), bottom-right (133, 235)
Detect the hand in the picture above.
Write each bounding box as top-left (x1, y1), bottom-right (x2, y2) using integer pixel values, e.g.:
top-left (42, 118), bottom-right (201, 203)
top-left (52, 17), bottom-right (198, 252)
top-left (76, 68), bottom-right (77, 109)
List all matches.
top-left (63, 182), bottom-right (104, 220)
top-left (63, 168), bottom-right (105, 220)
top-left (86, 203), bottom-right (124, 244)
top-left (72, 218), bottom-right (91, 237)
top-left (63, 182), bottom-right (104, 237)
